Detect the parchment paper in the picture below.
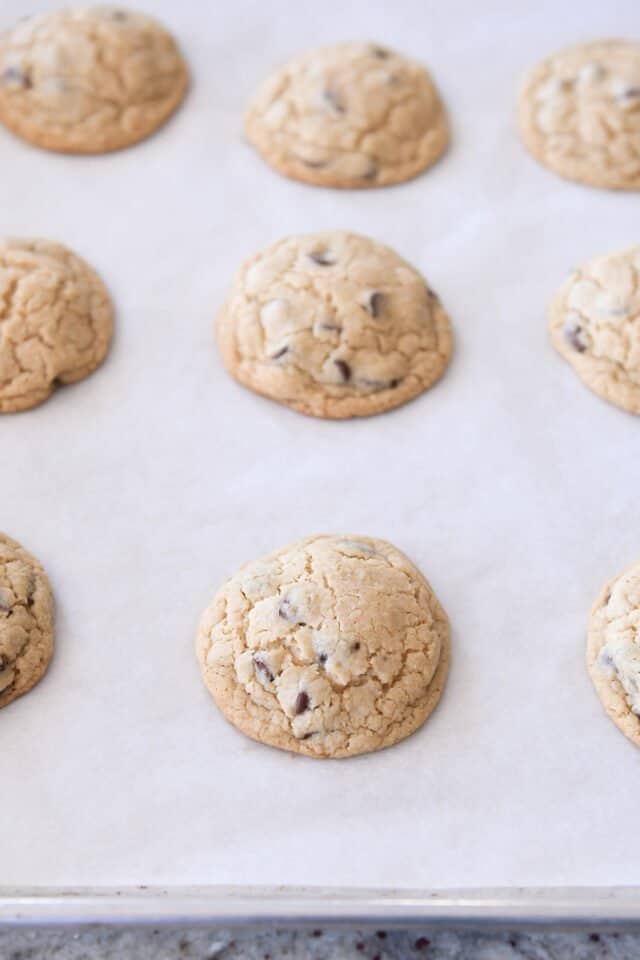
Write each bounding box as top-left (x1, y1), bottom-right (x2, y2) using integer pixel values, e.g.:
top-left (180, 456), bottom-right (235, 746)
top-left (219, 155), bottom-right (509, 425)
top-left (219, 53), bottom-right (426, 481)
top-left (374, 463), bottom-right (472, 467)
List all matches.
top-left (1, 0), bottom-right (640, 890)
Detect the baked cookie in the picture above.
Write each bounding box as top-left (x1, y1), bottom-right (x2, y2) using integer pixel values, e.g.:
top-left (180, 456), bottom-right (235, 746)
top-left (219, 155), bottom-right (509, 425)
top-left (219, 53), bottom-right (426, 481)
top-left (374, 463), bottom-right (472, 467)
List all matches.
top-left (245, 42), bottom-right (449, 188)
top-left (0, 533), bottom-right (54, 710)
top-left (217, 231), bottom-right (453, 419)
top-left (197, 536), bottom-right (449, 759)
top-left (588, 559), bottom-right (640, 747)
top-left (549, 245), bottom-right (640, 414)
top-left (0, 6), bottom-right (188, 154)
top-left (517, 39), bottom-right (640, 190)
top-left (0, 238), bottom-right (113, 413)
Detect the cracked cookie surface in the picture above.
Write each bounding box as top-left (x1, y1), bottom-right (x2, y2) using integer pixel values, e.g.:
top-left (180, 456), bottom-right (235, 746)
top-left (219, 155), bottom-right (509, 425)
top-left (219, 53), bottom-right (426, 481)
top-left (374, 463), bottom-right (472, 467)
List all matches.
top-left (549, 245), bottom-right (640, 414)
top-left (0, 533), bottom-right (54, 710)
top-left (217, 231), bottom-right (453, 419)
top-left (196, 535), bottom-right (449, 759)
top-left (245, 42), bottom-right (449, 188)
top-left (588, 559), bottom-right (640, 748)
top-left (0, 238), bottom-right (113, 412)
top-left (0, 6), bottom-right (188, 154)
top-left (517, 39), bottom-right (640, 190)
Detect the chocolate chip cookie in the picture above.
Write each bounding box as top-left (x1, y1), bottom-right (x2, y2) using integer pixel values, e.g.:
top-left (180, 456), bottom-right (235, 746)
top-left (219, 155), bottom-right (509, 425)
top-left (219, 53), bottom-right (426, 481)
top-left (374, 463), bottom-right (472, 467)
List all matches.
top-left (549, 245), bottom-right (640, 414)
top-left (217, 231), bottom-right (453, 418)
top-left (518, 39), bottom-right (640, 190)
top-left (588, 559), bottom-right (640, 747)
top-left (0, 533), bottom-right (54, 709)
top-left (245, 42), bottom-right (449, 188)
top-left (0, 238), bottom-right (113, 412)
top-left (196, 535), bottom-right (450, 759)
top-left (0, 7), bottom-right (188, 153)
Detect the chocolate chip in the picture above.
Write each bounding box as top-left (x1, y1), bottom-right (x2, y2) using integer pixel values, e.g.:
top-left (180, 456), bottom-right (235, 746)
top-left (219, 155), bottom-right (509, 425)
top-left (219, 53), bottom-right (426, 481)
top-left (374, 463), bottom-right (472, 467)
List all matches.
top-left (362, 163), bottom-right (378, 180)
top-left (564, 322), bottom-right (588, 353)
top-left (317, 322), bottom-right (342, 333)
top-left (371, 46), bottom-right (391, 59)
top-left (334, 359), bottom-right (351, 381)
top-left (389, 378), bottom-right (401, 388)
top-left (278, 597), bottom-right (307, 626)
top-left (300, 731), bottom-right (314, 740)
top-left (308, 251), bottom-right (335, 266)
top-left (1, 66), bottom-right (31, 90)
top-left (376, 931), bottom-right (387, 940)
top-left (351, 642), bottom-right (361, 652)
top-left (312, 929), bottom-right (323, 937)
top-left (415, 937), bottom-right (430, 951)
top-left (365, 291), bottom-right (385, 317)
top-left (0, 655), bottom-right (8, 671)
top-left (254, 657), bottom-right (274, 683)
top-left (318, 653), bottom-right (328, 665)
top-left (604, 590), bottom-right (612, 605)
top-left (271, 345), bottom-right (289, 360)
top-left (589, 933), bottom-right (601, 943)
top-left (619, 86), bottom-right (640, 99)
top-left (323, 88), bottom-right (345, 113)
top-left (294, 691), bottom-right (310, 715)
top-left (355, 943), bottom-right (365, 952)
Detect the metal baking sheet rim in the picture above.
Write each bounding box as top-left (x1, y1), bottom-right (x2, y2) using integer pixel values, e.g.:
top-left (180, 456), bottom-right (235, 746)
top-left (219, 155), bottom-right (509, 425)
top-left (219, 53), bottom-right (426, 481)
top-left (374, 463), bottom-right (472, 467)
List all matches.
top-left (1, 887), bottom-right (640, 928)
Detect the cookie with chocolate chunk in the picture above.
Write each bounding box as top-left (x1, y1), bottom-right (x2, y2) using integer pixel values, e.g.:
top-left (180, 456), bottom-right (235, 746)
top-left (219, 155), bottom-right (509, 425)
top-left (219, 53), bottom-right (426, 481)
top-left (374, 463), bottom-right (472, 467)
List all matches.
top-left (0, 533), bottom-right (54, 709)
top-left (0, 7), bottom-right (188, 154)
top-left (517, 39), bottom-right (640, 190)
top-left (196, 535), bottom-right (450, 759)
top-left (588, 559), bottom-right (640, 747)
top-left (0, 238), bottom-right (113, 412)
top-left (245, 42), bottom-right (449, 188)
top-left (549, 245), bottom-right (640, 414)
top-left (216, 231), bottom-right (453, 418)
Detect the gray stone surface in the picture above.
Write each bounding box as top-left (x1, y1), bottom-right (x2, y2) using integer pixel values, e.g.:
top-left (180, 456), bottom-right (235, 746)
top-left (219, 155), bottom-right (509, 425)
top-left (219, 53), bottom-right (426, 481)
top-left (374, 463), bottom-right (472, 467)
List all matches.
top-left (0, 928), bottom-right (639, 959)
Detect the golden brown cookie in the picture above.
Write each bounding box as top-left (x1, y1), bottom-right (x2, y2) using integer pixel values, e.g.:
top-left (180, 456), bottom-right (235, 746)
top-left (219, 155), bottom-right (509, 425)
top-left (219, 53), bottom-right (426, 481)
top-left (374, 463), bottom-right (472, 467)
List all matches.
top-left (0, 238), bottom-right (113, 413)
top-left (588, 559), bottom-right (640, 747)
top-left (217, 231), bottom-right (453, 418)
top-left (517, 39), bottom-right (640, 190)
top-left (0, 533), bottom-right (54, 709)
top-left (0, 6), bottom-right (188, 153)
top-left (196, 535), bottom-right (450, 759)
top-left (549, 245), bottom-right (640, 414)
top-left (245, 42), bottom-right (449, 188)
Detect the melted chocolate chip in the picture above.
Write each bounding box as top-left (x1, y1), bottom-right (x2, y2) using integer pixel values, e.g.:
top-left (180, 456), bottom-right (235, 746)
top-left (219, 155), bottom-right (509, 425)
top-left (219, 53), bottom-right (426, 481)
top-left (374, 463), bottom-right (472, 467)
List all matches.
top-left (426, 285), bottom-right (439, 303)
top-left (278, 597), bottom-right (307, 626)
top-left (389, 377), bottom-right (401, 388)
top-left (318, 653), bottom-right (328, 665)
top-left (1, 66), bottom-right (31, 89)
top-left (334, 359), bottom-right (351, 381)
top-left (371, 46), bottom-right (391, 59)
top-left (323, 88), bottom-right (345, 113)
top-left (351, 642), bottom-right (361, 652)
top-left (365, 291), bottom-right (385, 317)
top-left (308, 251), bottom-right (335, 266)
top-left (271, 345), bottom-right (289, 360)
top-left (294, 691), bottom-right (310, 715)
top-left (564, 322), bottom-right (588, 353)
top-left (300, 731), bottom-right (314, 740)
top-left (254, 657), bottom-right (274, 683)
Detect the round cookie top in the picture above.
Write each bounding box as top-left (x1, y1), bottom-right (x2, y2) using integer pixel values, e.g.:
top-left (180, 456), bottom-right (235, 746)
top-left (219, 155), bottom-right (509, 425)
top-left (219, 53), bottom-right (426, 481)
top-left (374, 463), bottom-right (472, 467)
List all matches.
top-left (0, 6), bottom-right (188, 153)
top-left (517, 39), bottom-right (640, 190)
top-left (196, 535), bottom-right (449, 759)
top-left (588, 559), bottom-right (640, 747)
top-left (245, 42), bottom-right (449, 188)
top-left (0, 238), bottom-right (113, 413)
top-left (0, 533), bottom-right (54, 709)
top-left (549, 245), bottom-right (640, 414)
top-left (217, 231), bottom-right (453, 419)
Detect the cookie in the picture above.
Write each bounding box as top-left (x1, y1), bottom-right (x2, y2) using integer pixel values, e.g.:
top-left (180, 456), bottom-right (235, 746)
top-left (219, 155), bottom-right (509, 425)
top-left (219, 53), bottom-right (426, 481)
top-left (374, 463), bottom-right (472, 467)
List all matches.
top-left (196, 535), bottom-right (449, 759)
top-left (0, 238), bottom-right (113, 413)
top-left (588, 559), bottom-right (640, 748)
top-left (245, 42), bottom-right (449, 188)
top-left (0, 533), bottom-right (54, 710)
top-left (217, 231), bottom-right (453, 419)
top-left (517, 39), bottom-right (640, 190)
top-left (0, 7), bottom-right (188, 154)
top-left (549, 245), bottom-right (640, 414)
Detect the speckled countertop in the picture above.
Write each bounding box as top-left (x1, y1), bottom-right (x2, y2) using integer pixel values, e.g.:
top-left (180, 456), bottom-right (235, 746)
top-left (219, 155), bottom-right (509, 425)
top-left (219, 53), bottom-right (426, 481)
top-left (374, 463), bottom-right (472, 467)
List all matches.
top-left (1, 928), bottom-right (640, 959)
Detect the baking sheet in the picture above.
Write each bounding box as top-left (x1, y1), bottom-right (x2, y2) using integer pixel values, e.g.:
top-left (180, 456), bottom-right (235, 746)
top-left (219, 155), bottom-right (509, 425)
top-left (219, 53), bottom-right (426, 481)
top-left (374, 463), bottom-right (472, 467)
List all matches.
top-left (1, 0), bottom-right (640, 893)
